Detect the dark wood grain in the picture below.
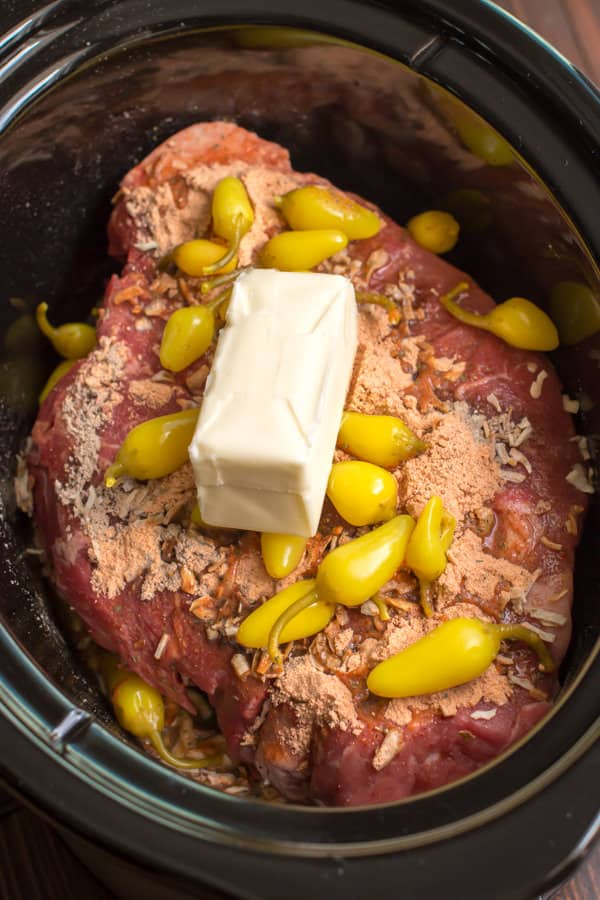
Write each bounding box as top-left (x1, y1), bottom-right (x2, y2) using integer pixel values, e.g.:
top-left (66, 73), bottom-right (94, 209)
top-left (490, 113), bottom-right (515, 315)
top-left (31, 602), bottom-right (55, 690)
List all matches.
top-left (0, 806), bottom-right (112, 900)
top-left (1, 2), bottom-right (598, 899)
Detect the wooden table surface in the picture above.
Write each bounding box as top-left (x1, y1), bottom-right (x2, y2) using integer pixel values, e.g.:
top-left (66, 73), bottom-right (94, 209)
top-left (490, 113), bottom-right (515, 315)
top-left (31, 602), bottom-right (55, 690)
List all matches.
top-left (1, 2), bottom-right (599, 898)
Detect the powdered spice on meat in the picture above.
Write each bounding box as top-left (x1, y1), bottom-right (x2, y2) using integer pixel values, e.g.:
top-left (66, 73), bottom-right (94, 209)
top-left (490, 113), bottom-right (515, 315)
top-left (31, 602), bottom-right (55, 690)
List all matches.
top-left (25, 122), bottom-right (587, 807)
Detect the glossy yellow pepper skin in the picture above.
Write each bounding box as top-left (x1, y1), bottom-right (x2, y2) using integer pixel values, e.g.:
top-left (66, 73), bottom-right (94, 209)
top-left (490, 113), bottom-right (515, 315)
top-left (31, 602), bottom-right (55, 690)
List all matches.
top-left (202, 176), bottom-right (254, 275)
top-left (259, 229), bottom-right (348, 271)
top-left (316, 514), bottom-right (415, 608)
top-left (104, 408), bottom-right (199, 487)
top-left (440, 282), bottom-right (559, 351)
top-left (39, 359), bottom-right (76, 404)
top-left (337, 411), bottom-right (426, 468)
top-left (171, 239), bottom-right (238, 277)
top-left (327, 460), bottom-right (397, 526)
top-left (276, 186), bottom-right (382, 240)
top-left (549, 281), bottom-right (600, 345)
top-left (407, 210), bottom-right (459, 254)
top-left (236, 579), bottom-right (333, 649)
top-left (405, 496), bottom-right (455, 617)
top-left (453, 111), bottom-right (514, 167)
top-left (112, 673), bottom-right (221, 770)
top-left (36, 302), bottom-right (96, 359)
top-left (265, 515), bottom-right (415, 663)
top-left (159, 306), bottom-right (215, 372)
top-left (428, 85), bottom-right (514, 168)
top-left (367, 617), bottom-right (553, 698)
top-left (100, 653), bottom-right (130, 694)
top-left (261, 532), bottom-right (307, 579)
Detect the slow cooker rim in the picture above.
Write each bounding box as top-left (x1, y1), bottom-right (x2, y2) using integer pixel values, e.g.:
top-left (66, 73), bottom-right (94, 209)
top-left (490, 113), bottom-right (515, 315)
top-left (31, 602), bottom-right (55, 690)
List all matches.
top-left (0, 0), bottom-right (599, 896)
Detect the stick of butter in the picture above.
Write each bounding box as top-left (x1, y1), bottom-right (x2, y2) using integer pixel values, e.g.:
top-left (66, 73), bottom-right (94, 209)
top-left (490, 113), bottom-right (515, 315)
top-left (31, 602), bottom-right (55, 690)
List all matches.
top-left (189, 268), bottom-right (357, 537)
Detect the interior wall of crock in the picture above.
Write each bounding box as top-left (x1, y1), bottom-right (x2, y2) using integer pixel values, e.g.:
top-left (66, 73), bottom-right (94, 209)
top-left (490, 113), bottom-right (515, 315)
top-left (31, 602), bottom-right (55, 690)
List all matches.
top-left (0, 26), bottom-right (597, 723)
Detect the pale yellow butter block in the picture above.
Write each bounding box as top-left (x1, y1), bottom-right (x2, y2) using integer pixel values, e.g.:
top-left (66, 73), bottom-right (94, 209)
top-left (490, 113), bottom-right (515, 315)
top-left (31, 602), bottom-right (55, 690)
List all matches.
top-left (189, 268), bottom-right (357, 536)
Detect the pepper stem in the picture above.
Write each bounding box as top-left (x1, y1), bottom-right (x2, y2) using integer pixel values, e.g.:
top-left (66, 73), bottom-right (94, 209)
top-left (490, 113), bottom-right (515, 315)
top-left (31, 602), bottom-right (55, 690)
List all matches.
top-left (267, 588), bottom-right (320, 667)
top-left (439, 281), bottom-right (492, 331)
top-left (419, 580), bottom-right (434, 618)
top-left (104, 461), bottom-right (125, 488)
top-left (356, 291), bottom-right (401, 324)
top-left (149, 731), bottom-right (223, 770)
top-left (36, 302), bottom-right (56, 340)
top-left (372, 593), bottom-right (390, 621)
top-left (495, 624), bottom-right (554, 672)
top-left (202, 215), bottom-right (243, 275)
top-left (200, 269), bottom-right (239, 295)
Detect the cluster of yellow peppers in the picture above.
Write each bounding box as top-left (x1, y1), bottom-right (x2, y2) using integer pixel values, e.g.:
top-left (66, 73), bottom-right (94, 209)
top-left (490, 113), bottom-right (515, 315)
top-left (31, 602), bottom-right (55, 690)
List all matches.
top-left (32, 172), bottom-right (569, 704)
top-left (237, 494), bottom-right (553, 695)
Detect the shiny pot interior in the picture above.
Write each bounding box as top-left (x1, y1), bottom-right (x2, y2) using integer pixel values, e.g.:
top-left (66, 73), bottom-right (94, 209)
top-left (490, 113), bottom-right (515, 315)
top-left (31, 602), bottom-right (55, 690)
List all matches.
top-left (0, 2), bottom-right (598, 899)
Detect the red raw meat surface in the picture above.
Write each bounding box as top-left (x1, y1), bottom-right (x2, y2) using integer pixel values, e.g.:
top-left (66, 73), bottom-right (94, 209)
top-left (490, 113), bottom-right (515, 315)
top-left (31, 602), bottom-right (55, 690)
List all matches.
top-left (27, 123), bottom-right (585, 805)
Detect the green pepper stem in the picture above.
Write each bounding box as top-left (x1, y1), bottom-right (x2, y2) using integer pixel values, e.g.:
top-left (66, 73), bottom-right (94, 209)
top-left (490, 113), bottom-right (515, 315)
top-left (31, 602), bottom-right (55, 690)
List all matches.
top-left (267, 587), bottom-right (320, 667)
top-left (200, 269), bottom-right (239, 295)
top-left (202, 215), bottom-right (243, 275)
top-left (495, 624), bottom-right (554, 672)
top-left (149, 731), bottom-right (223, 770)
top-left (36, 303), bottom-right (55, 340)
top-left (439, 281), bottom-right (492, 332)
top-left (104, 461), bottom-right (125, 488)
top-left (356, 291), bottom-right (400, 324)
top-left (372, 593), bottom-right (390, 621)
top-left (419, 580), bottom-right (434, 618)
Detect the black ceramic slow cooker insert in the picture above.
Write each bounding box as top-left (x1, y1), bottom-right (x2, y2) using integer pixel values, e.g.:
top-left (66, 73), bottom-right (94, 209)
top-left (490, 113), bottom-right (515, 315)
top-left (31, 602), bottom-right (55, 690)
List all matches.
top-left (0, 2), bottom-right (598, 899)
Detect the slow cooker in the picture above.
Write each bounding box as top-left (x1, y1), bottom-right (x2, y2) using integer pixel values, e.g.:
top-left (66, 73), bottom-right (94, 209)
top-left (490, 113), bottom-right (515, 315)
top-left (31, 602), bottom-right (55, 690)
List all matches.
top-left (0, 1), bottom-right (598, 898)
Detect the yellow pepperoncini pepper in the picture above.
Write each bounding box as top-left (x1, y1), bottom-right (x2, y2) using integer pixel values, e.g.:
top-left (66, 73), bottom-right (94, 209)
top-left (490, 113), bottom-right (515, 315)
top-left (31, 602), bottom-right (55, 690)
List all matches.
top-left (405, 496), bottom-right (455, 617)
top-left (261, 532), bottom-right (307, 579)
top-left (237, 579), bottom-right (333, 650)
top-left (337, 411), bottom-right (426, 468)
top-left (159, 295), bottom-right (229, 373)
top-left (440, 282), bottom-right (559, 351)
top-left (259, 229), bottom-right (348, 271)
top-left (4, 312), bottom-right (40, 355)
top-left (443, 188), bottom-right (492, 233)
top-left (202, 176), bottom-right (254, 275)
top-left (111, 672), bottom-right (221, 770)
top-left (104, 407), bottom-right (199, 487)
top-left (548, 281), bottom-right (600, 345)
top-left (427, 84), bottom-right (514, 168)
top-left (100, 653), bottom-right (130, 694)
top-left (36, 302), bottom-right (96, 359)
top-left (233, 26), bottom-right (336, 49)
top-left (38, 359), bottom-right (77, 404)
top-left (406, 210), bottom-right (460, 254)
top-left (264, 515), bottom-right (415, 664)
top-left (452, 109), bottom-right (514, 167)
top-left (327, 460), bottom-right (398, 527)
top-left (275, 185), bottom-right (382, 240)
top-left (367, 617), bottom-right (554, 698)
top-left (171, 238), bottom-right (238, 277)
